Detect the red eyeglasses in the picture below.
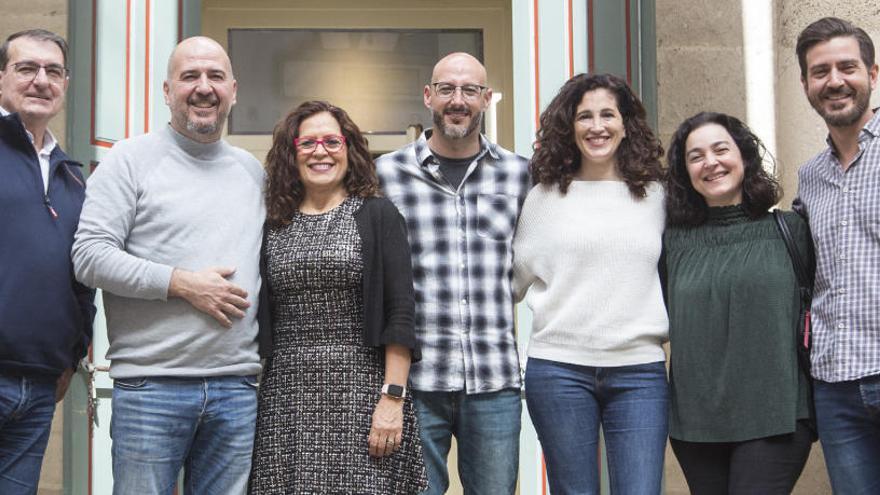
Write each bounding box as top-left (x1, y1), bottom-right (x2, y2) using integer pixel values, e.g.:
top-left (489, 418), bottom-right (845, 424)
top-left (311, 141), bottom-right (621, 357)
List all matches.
top-left (293, 135), bottom-right (346, 154)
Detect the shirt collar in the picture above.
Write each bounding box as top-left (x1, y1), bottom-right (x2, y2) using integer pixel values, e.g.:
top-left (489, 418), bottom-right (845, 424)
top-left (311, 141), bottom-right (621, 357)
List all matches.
top-left (824, 107), bottom-right (880, 148)
top-left (0, 104), bottom-right (58, 155)
top-left (861, 107), bottom-right (880, 138)
top-left (414, 128), bottom-right (500, 167)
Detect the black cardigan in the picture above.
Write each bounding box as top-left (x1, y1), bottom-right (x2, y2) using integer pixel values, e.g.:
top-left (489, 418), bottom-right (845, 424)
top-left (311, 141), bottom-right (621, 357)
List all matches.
top-left (257, 197), bottom-right (420, 361)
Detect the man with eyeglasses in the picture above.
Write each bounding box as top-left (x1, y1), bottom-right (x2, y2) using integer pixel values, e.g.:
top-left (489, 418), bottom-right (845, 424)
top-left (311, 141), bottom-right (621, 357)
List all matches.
top-left (73, 37), bottom-right (264, 494)
top-left (0, 29), bottom-right (95, 493)
top-left (376, 52), bottom-right (530, 494)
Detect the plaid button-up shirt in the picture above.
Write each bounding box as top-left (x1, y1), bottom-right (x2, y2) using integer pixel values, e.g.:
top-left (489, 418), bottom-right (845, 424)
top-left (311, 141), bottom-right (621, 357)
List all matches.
top-left (795, 109), bottom-right (880, 382)
top-left (376, 130), bottom-right (530, 393)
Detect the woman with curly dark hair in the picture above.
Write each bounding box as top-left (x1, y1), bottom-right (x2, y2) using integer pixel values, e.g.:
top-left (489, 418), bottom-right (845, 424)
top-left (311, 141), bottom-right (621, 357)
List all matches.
top-left (663, 112), bottom-right (813, 494)
top-left (249, 100), bottom-right (427, 493)
top-left (513, 73), bottom-right (669, 494)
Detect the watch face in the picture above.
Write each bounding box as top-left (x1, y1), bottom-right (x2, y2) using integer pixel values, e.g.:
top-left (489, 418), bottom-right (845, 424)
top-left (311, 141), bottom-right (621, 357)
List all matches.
top-left (386, 384), bottom-right (405, 398)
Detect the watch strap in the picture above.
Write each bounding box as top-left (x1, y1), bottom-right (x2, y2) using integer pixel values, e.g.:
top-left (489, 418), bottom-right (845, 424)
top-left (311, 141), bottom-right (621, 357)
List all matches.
top-left (381, 383), bottom-right (406, 399)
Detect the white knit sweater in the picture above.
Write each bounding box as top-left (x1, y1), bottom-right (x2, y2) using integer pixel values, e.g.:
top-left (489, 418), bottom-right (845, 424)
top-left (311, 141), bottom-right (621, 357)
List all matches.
top-left (513, 181), bottom-right (668, 367)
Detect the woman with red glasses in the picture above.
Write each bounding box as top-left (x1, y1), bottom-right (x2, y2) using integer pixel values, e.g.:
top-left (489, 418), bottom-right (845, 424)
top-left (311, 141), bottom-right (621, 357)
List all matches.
top-left (249, 100), bottom-right (427, 493)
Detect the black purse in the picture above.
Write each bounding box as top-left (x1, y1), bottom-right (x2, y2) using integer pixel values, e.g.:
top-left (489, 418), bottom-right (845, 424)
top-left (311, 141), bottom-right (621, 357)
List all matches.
top-left (772, 210), bottom-right (817, 438)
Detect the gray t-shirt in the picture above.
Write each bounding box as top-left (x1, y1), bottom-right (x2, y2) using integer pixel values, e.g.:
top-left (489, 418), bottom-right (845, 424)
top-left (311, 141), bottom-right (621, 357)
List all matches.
top-left (434, 152), bottom-right (479, 190)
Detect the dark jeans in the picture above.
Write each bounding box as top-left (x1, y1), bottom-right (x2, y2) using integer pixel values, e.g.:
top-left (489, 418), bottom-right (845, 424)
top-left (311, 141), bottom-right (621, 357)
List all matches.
top-left (814, 376), bottom-right (880, 494)
top-left (412, 388), bottom-right (521, 495)
top-left (525, 358), bottom-right (668, 495)
top-left (0, 374), bottom-right (57, 495)
top-left (670, 422), bottom-right (813, 495)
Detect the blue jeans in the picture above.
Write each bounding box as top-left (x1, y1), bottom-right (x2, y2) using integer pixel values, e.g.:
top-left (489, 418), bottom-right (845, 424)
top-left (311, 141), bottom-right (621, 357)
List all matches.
top-left (814, 375), bottom-right (880, 495)
top-left (412, 388), bottom-right (521, 495)
top-left (525, 358), bottom-right (668, 495)
top-left (111, 375), bottom-right (258, 495)
top-left (0, 373), bottom-right (57, 495)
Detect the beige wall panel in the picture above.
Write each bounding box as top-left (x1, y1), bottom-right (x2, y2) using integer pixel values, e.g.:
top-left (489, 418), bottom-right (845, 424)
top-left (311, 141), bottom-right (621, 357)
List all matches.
top-left (657, 0), bottom-right (744, 46)
top-left (656, 45), bottom-right (747, 146)
top-left (655, 0), bottom-right (747, 147)
top-left (794, 447), bottom-right (831, 494)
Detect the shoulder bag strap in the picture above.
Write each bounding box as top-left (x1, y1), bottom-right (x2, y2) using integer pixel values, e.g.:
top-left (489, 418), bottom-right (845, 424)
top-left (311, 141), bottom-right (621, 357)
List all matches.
top-left (772, 210), bottom-right (811, 298)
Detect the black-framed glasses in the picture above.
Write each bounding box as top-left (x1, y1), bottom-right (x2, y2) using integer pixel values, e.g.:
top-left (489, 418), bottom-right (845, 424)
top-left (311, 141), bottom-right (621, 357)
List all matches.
top-left (5, 61), bottom-right (69, 84)
top-left (431, 82), bottom-right (487, 101)
top-left (294, 134), bottom-right (346, 154)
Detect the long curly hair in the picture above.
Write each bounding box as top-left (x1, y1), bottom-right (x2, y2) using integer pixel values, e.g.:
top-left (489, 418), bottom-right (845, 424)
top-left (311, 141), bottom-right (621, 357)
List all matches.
top-left (665, 112), bottom-right (781, 227)
top-left (530, 73), bottom-right (664, 197)
top-left (265, 100), bottom-right (379, 227)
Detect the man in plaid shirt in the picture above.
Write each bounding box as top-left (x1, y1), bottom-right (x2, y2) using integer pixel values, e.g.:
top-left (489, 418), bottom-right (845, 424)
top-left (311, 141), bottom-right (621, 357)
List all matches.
top-left (376, 52), bottom-right (530, 494)
top-left (794, 17), bottom-right (880, 493)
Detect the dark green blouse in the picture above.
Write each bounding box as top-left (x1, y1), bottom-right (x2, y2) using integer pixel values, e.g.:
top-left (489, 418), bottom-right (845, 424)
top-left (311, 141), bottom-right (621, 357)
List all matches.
top-left (664, 206), bottom-right (811, 442)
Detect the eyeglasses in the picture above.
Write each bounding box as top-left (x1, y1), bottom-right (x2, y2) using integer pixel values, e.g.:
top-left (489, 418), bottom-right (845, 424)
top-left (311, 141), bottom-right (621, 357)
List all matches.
top-left (431, 82), bottom-right (487, 101)
top-left (294, 135), bottom-right (346, 153)
top-left (4, 61), bottom-right (69, 85)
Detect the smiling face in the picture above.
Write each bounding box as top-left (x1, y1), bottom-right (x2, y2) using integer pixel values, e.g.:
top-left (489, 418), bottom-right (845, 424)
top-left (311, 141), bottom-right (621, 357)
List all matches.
top-left (574, 88), bottom-right (626, 170)
top-left (802, 36), bottom-right (879, 129)
top-left (295, 111), bottom-right (349, 197)
top-left (424, 53), bottom-right (491, 141)
top-left (163, 37), bottom-right (237, 143)
top-left (685, 123), bottom-right (745, 207)
top-left (0, 36), bottom-right (67, 129)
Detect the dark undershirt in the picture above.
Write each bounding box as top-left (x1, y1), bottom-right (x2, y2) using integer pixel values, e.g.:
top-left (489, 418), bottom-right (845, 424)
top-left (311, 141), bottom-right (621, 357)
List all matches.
top-left (434, 152), bottom-right (479, 190)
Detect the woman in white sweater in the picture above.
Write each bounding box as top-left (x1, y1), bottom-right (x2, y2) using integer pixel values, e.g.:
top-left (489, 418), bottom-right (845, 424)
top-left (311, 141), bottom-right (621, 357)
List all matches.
top-left (514, 73), bottom-right (669, 494)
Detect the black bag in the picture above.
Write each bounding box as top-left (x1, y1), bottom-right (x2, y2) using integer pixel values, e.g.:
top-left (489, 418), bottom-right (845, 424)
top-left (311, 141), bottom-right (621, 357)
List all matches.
top-left (772, 210), bottom-right (817, 439)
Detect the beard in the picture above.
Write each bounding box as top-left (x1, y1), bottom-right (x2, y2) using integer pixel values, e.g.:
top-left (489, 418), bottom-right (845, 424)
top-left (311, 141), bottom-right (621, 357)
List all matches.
top-left (432, 105), bottom-right (483, 140)
top-left (179, 94), bottom-right (226, 136)
top-left (809, 83), bottom-right (871, 128)
top-left (186, 118), bottom-right (220, 135)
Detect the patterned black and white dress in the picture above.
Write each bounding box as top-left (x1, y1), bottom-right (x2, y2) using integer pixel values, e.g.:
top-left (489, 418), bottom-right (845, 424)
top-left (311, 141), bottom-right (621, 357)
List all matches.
top-left (249, 196), bottom-right (428, 494)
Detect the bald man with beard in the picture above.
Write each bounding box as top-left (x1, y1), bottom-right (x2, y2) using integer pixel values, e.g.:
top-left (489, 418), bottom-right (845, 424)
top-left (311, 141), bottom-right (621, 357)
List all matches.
top-left (376, 53), bottom-right (531, 494)
top-left (73, 37), bottom-right (266, 494)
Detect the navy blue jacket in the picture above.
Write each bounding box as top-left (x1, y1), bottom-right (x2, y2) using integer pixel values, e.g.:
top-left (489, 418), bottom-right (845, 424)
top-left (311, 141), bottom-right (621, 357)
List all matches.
top-left (0, 112), bottom-right (95, 377)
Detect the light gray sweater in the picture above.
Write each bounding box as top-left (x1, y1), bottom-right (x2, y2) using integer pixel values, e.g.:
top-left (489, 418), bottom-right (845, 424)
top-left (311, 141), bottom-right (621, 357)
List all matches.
top-left (513, 181), bottom-right (669, 367)
top-left (73, 125), bottom-right (266, 379)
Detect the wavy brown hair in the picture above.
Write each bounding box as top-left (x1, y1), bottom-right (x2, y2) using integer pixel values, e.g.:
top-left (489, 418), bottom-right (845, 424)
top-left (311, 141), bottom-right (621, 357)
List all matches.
top-left (530, 73), bottom-right (663, 198)
top-left (665, 112), bottom-right (781, 227)
top-left (265, 100), bottom-right (379, 227)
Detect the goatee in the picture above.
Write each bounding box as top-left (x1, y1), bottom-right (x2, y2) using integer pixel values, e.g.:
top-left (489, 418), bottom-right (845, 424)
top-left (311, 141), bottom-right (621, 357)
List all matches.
top-left (432, 108), bottom-right (483, 140)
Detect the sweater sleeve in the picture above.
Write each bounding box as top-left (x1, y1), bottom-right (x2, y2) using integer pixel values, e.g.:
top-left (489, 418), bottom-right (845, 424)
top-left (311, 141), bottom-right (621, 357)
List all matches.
top-left (256, 225), bottom-right (274, 359)
top-left (378, 199), bottom-right (420, 361)
top-left (512, 186), bottom-right (539, 303)
top-left (72, 144), bottom-right (174, 300)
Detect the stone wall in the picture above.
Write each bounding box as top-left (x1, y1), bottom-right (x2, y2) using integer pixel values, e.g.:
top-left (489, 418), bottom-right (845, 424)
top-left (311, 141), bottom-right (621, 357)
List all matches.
top-left (656, 0), bottom-right (748, 148)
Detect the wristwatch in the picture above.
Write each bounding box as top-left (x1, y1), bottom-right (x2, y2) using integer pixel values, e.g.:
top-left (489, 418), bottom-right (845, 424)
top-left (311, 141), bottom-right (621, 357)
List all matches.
top-left (381, 383), bottom-right (407, 399)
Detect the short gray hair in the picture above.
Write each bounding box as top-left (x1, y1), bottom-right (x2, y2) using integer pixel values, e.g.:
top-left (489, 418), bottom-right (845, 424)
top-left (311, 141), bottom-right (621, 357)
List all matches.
top-left (0, 29), bottom-right (69, 70)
